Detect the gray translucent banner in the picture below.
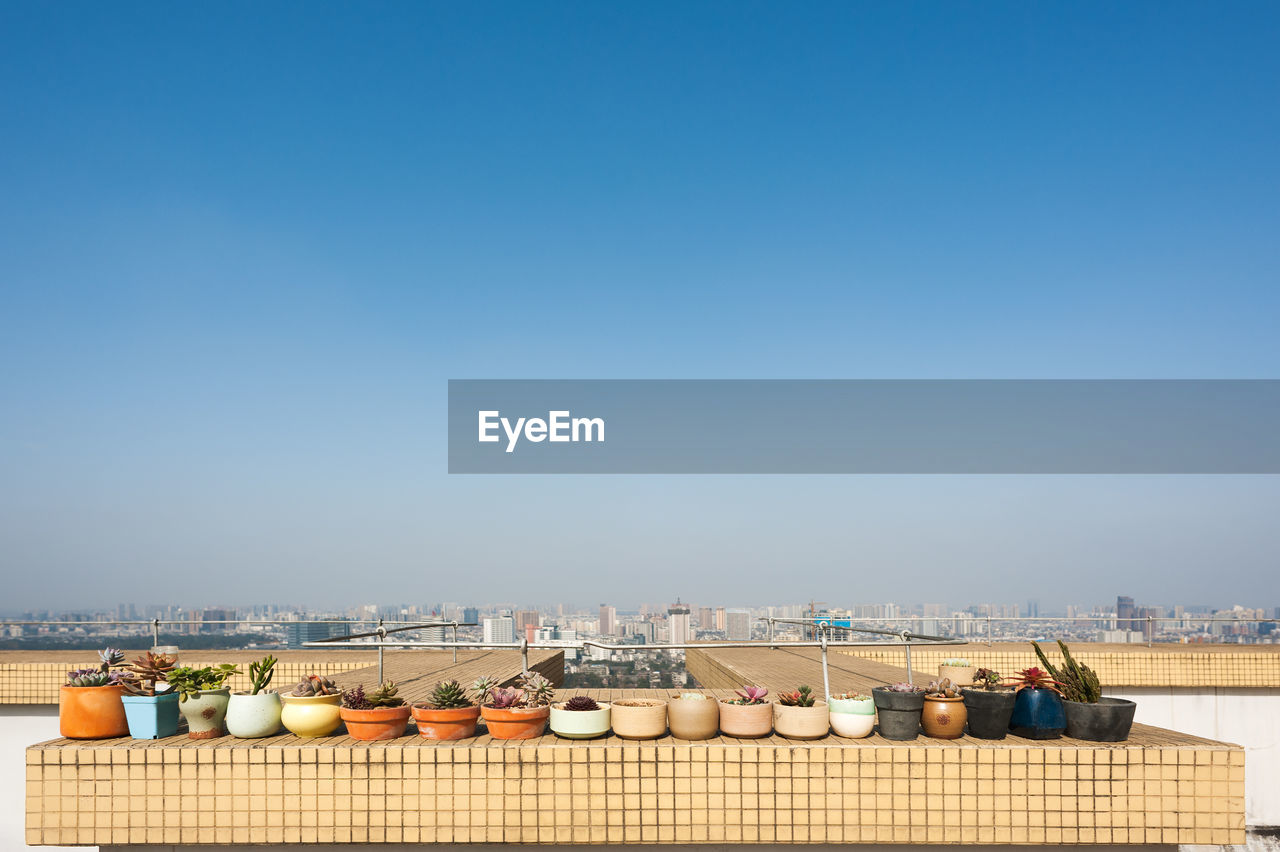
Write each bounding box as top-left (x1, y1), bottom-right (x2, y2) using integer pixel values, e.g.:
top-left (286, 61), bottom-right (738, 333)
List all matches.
top-left (447, 380), bottom-right (1280, 474)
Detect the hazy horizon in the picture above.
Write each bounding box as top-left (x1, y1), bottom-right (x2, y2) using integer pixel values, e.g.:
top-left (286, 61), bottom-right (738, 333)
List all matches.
top-left (3, 4), bottom-right (1279, 610)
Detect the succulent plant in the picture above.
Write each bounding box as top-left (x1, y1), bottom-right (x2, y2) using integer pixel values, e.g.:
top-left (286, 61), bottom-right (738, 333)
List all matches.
top-left (830, 691), bottom-right (870, 701)
top-left (343, 682), bottom-right (404, 710)
top-left (486, 687), bottom-right (524, 709)
top-left (1033, 640), bottom-right (1101, 704)
top-left (472, 676), bottom-right (499, 706)
top-left (777, 685), bottom-right (817, 707)
top-left (925, 677), bottom-right (961, 698)
top-left (427, 680), bottom-right (473, 709)
top-left (884, 682), bottom-right (925, 693)
top-left (941, 657), bottom-right (972, 667)
top-left (726, 685), bottom-right (768, 705)
top-left (563, 696), bottom-right (601, 712)
top-left (518, 670), bottom-right (555, 707)
top-left (167, 664), bottom-right (240, 702)
top-left (972, 668), bottom-right (1005, 690)
top-left (291, 674), bottom-right (341, 697)
top-left (248, 655), bottom-right (276, 695)
top-left (120, 651), bottom-right (177, 696)
top-left (675, 692), bottom-right (709, 700)
top-left (66, 647), bottom-right (127, 687)
top-left (1005, 666), bottom-right (1064, 696)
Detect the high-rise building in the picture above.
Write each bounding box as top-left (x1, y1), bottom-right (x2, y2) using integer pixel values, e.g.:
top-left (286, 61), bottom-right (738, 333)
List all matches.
top-left (726, 609), bottom-right (751, 641)
top-left (668, 601), bottom-right (692, 645)
top-left (715, 607), bottom-right (726, 631)
top-left (515, 610), bottom-right (540, 636)
top-left (1117, 596), bottom-right (1136, 631)
top-left (599, 605), bottom-right (616, 636)
top-left (697, 607), bottom-right (715, 630)
top-left (462, 607), bottom-right (479, 625)
top-left (285, 621), bottom-right (345, 649)
top-left (483, 616), bottom-right (515, 644)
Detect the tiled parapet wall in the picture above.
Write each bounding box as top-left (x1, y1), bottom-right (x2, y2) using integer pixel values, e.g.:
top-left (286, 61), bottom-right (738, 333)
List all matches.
top-left (835, 643), bottom-right (1280, 689)
top-left (0, 650), bottom-right (377, 705)
top-left (25, 724), bottom-right (1245, 847)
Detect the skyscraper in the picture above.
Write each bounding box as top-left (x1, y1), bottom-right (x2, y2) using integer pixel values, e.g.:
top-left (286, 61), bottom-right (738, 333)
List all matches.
top-left (483, 616), bottom-right (515, 644)
top-left (667, 601), bottom-right (692, 645)
top-left (1117, 596), bottom-right (1136, 631)
top-left (515, 610), bottom-right (540, 636)
top-left (599, 604), bottom-right (616, 636)
top-left (726, 609), bottom-right (751, 641)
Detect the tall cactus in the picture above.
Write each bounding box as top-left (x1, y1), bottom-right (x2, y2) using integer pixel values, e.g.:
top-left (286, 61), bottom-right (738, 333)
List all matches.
top-left (1032, 640), bottom-right (1101, 703)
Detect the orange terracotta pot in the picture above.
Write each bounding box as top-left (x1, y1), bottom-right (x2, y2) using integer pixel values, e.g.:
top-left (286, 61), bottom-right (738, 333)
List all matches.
top-left (412, 704), bottom-right (481, 740)
top-left (921, 695), bottom-right (967, 739)
top-left (481, 705), bottom-right (550, 739)
top-left (59, 685), bottom-right (129, 739)
top-left (340, 705), bottom-right (411, 741)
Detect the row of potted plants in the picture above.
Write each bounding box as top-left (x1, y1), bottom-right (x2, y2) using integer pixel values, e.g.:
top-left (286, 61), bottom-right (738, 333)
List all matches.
top-left (59, 643), bottom-right (1136, 744)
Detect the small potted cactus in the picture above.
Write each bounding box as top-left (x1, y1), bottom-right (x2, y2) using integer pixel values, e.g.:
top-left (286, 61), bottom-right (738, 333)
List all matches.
top-left (1006, 666), bottom-right (1066, 739)
top-left (168, 663), bottom-right (240, 739)
top-left (827, 691), bottom-right (875, 738)
top-left (773, 685), bottom-right (829, 739)
top-left (872, 682), bottom-right (925, 740)
top-left (938, 657), bottom-right (977, 687)
top-left (1035, 640), bottom-right (1136, 742)
top-left (610, 698), bottom-right (668, 739)
top-left (60, 648), bottom-right (129, 739)
top-left (412, 680), bottom-right (482, 740)
top-left (921, 677), bottom-right (967, 739)
top-left (479, 671), bottom-right (554, 739)
top-left (226, 655), bottom-right (281, 738)
top-left (719, 685), bottom-right (772, 738)
top-left (120, 651), bottom-right (180, 739)
top-left (340, 682), bottom-right (411, 740)
top-left (962, 667), bottom-right (1016, 739)
top-left (280, 674), bottom-right (343, 737)
top-left (550, 695), bottom-right (612, 739)
top-left (666, 692), bottom-right (719, 740)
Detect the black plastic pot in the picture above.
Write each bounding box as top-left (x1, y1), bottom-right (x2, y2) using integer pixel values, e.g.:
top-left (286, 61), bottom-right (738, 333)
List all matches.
top-left (872, 687), bottom-right (924, 740)
top-left (1064, 697), bottom-right (1136, 742)
top-left (962, 688), bottom-right (1016, 739)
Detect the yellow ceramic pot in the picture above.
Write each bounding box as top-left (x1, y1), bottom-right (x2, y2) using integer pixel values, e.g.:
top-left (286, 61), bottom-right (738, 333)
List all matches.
top-left (280, 693), bottom-right (342, 737)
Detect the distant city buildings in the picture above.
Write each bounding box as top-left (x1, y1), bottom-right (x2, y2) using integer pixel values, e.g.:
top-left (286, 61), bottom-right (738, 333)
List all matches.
top-left (726, 609), bottom-right (751, 641)
top-left (599, 604), bottom-right (616, 637)
top-left (482, 616), bottom-right (515, 644)
top-left (667, 601), bottom-right (691, 645)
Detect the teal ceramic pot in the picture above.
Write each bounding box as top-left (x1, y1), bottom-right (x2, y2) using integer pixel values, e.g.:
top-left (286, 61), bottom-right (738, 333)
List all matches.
top-left (121, 692), bottom-right (180, 739)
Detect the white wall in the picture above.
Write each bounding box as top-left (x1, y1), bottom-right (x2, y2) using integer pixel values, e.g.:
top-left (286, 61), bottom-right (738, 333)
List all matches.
top-left (0, 706), bottom-right (85, 850)
top-left (1105, 687), bottom-right (1280, 827)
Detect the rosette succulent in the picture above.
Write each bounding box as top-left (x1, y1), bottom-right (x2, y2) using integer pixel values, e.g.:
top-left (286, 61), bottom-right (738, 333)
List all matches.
top-left (342, 682), bottom-right (404, 710)
top-left (777, 685), bottom-right (817, 707)
top-left (427, 680), bottom-right (474, 709)
top-left (66, 647), bottom-right (127, 687)
top-left (726, 685), bottom-right (768, 705)
top-left (562, 696), bottom-right (601, 712)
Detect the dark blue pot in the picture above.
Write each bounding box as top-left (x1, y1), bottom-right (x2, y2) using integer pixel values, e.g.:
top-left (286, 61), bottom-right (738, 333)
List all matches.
top-left (1009, 688), bottom-right (1066, 739)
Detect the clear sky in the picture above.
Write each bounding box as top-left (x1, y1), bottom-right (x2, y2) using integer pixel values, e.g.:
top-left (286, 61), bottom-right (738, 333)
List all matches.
top-left (1, 2), bottom-right (1278, 612)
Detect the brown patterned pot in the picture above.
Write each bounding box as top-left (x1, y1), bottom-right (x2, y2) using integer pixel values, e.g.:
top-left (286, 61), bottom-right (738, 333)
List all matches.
top-left (921, 694), bottom-right (967, 739)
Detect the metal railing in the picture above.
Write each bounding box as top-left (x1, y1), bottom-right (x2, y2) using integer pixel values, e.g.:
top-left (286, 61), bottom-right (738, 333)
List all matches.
top-left (303, 618), bottom-right (967, 690)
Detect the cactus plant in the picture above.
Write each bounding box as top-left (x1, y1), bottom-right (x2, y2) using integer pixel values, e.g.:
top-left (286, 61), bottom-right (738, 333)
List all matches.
top-left (248, 655), bottom-right (277, 695)
top-left (291, 674), bottom-right (341, 697)
top-left (120, 651), bottom-right (177, 696)
top-left (777, 685), bottom-right (817, 707)
top-left (1032, 640), bottom-right (1102, 704)
top-left (427, 680), bottom-right (474, 709)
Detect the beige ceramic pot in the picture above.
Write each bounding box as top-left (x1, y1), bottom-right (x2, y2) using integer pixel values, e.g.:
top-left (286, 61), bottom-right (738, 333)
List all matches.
top-left (611, 699), bottom-right (668, 739)
top-left (666, 696), bottom-right (718, 740)
top-left (718, 700), bottom-right (772, 738)
top-left (772, 701), bottom-right (829, 739)
top-left (938, 665), bottom-right (977, 687)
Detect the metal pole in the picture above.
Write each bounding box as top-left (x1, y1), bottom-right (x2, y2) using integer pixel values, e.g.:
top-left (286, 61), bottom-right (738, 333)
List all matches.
top-left (521, 637), bottom-right (529, 672)
top-left (1147, 615), bottom-right (1153, 648)
top-left (987, 615), bottom-right (992, 647)
top-left (376, 619), bottom-right (386, 684)
top-left (769, 618), bottom-right (776, 650)
top-left (819, 624), bottom-right (830, 702)
top-left (152, 618), bottom-right (160, 649)
top-left (901, 630), bottom-right (914, 685)
top-left (452, 622), bottom-right (458, 663)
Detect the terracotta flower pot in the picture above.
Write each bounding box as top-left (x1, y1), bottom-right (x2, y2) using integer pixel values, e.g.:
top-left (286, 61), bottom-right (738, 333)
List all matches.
top-left (718, 700), bottom-right (772, 738)
top-left (938, 665), bottom-right (977, 687)
top-left (481, 705), bottom-right (550, 739)
top-left (179, 688), bottom-right (230, 740)
top-left (772, 701), bottom-right (829, 740)
top-left (340, 705), bottom-right (411, 741)
top-left (412, 704), bottom-right (481, 740)
top-left (921, 695), bottom-right (967, 739)
top-left (666, 696), bottom-right (718, 740)
top-left (611, 699), bottom-right (668, 740)
top-left (60, 684), bottom-right (129, 739)
top-left (280, 693), bottom-right (342, 737)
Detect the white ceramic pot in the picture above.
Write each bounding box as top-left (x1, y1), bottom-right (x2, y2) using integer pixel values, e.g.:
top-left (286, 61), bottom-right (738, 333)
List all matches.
top-left (179, 688), bottom-right (230, 739)
top-left (829, 711), bottom-right (876, 738)
top-left (549, 703), bottom-right (611, 739)
top-left (226, 691), bottom-right (282, 738)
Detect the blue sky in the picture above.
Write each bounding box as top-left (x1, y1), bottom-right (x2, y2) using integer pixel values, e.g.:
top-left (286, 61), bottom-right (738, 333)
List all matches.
top-left (1, 3), bottom-right (1278, 611)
